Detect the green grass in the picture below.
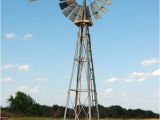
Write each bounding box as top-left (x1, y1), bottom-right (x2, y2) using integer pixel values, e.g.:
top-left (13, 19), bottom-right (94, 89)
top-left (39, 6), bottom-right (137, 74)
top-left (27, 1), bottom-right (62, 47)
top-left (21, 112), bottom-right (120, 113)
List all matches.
top-left (8, 118), bottom-right (62, 120)
top-left (7, 118), bottom-right (160, 120)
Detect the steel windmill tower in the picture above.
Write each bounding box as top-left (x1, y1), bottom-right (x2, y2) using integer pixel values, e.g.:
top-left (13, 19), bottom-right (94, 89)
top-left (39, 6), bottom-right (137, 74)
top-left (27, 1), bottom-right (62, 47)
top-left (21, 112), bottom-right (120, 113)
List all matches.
top-left (59, 0), bottom-right (112, 120)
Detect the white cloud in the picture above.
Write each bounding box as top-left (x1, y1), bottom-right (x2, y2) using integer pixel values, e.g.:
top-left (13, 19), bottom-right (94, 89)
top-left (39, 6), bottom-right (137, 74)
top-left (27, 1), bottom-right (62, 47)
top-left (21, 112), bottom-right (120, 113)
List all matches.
top-left (109, 69), bottom-right (159, 84)
top-left (107, 72), bottom-right (150, 84)
top-left (105, 57), bottom-right (157, 84)
top-left (23, 34), bottom-right (33, 40)
top-left (142, 58), bottom-right (159, 67)
top-left (99, 88), bottom-right (127, 97)
top-left (106, 88), bottom-right (113, 92)
top-left (17, 85), bottom-right (29, 92)
top-left (1, 64), bottom-right (16, 70)
top-left (128, 72), bottom-right (148, 82)
top-left (125, 79), bottom-right (135, 83)
top-left (1, 64), bottom-right (31, 72)
top-left (5, 33), bottom-right (18, 40)
top-left (4, 33), bottom-right (33, 40)
top-left (30, 84), bottom-right (41, 94)
top-left (1, 77), bottom-right (13, 82)
top-left (17, 65), bottom-right (30, 72)
top-left (104, 77), bottom-right (119, 83)
top-left (17, 84), bottom-right (41, 94)
top-left (151, 69), bottom-right (160, 77)
top-left (105, 88), bottom-right (113, 95)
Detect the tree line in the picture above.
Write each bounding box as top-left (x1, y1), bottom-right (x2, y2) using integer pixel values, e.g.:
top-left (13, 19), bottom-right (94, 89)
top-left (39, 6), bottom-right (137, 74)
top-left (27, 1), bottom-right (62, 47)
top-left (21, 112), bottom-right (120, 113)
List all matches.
top-left (1, 91), bottom-right (159, 118)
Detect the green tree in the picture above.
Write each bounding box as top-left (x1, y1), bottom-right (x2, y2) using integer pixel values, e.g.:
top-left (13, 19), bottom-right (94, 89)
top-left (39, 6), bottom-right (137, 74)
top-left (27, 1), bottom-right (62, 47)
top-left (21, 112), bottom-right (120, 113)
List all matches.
top-left (8, 91), bottom-right (36, 115)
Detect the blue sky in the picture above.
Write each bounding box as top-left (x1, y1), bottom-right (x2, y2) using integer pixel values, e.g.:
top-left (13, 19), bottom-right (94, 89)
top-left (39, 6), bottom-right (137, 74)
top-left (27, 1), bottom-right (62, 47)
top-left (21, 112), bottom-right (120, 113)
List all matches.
top-left (1, 0), bottom-right (159, 113)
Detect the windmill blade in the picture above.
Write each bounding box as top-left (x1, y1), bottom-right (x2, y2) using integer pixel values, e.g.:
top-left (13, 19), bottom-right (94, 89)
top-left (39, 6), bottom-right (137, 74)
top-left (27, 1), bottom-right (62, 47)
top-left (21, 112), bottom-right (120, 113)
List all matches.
top-left (66, 0), bottom-right (76, 5)
top-left (86, 6), bottom-right (91, 20)
top-left (59, 0), bottom-right (75, 10)
top-left (68, 5), bottom-right (81, 22)
top-left (62, 3), bottom-right (78, 17)
top-left (86, 6), bottom-right (92, 22)
top-left (94, 2), bottom-right (108, 13)
top-left (74, 7), bottom-right (83, 23)
top-left (96, 0), bottom-right (112, 5)
top-left (60, 0), bottom-right (75, 5)
top-left (90, 3), bottom-right (101, 19)
top-left (59, 1), bottom-right (69, 10)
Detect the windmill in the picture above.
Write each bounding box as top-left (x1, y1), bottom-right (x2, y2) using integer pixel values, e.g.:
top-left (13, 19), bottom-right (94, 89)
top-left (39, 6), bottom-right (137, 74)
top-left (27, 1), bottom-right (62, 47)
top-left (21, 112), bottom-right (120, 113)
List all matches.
top-left (59, 0), bottom-right (112, 120)
top-left (28, 0), bottom-right (111, 120)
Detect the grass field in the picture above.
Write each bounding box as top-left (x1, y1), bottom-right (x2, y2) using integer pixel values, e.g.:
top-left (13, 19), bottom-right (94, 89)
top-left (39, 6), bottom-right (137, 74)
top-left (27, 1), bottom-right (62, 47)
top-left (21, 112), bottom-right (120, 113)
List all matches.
top-left (8, 118), bottom-right (57, 120)
top-left (7, 118), bottom-right (160, 120)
